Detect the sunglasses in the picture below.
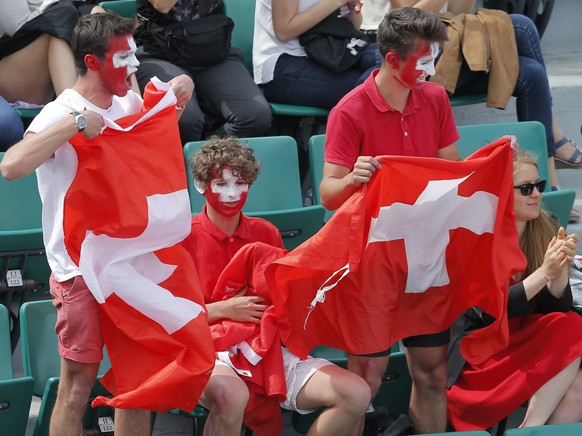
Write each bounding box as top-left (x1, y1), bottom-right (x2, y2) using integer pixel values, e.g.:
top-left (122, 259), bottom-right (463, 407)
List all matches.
top-left (513, 180), bottom-right (547, 196)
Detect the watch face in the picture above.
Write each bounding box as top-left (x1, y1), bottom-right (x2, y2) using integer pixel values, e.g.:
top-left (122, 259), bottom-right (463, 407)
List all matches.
top-left (76, 114), bottom-right (87, 130)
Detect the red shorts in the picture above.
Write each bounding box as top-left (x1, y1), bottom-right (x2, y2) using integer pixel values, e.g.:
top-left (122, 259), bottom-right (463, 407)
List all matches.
top-left (49, 274), bottom-right (104, 364)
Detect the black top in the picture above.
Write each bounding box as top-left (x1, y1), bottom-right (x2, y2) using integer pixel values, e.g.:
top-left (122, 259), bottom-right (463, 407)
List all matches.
top-left (447, 280), bottom-right (573, 388)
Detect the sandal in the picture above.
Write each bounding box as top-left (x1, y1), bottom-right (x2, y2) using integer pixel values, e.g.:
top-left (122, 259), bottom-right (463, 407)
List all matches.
top-left (554, 136), bottom-right (582, 169)
top-left (570, 208), bottom-right (580, 224)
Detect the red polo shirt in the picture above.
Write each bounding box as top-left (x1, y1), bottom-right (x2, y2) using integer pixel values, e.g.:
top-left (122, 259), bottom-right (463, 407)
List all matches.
top-left (325, 69), bottom-right (460, 169)
top-left (181, 206), bottom-right (284, 302)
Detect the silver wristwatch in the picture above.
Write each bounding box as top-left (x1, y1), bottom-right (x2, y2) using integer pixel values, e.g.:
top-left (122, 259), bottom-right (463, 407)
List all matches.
top-left (71, 111), bottom-right (87, 132)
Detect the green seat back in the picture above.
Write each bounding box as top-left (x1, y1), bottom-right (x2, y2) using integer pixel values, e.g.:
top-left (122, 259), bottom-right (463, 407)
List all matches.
top-left (183, 136), bottom-right (325, 250)
top-left (223, 0), bottom-right (254, 73)
top-left (99, 0), bottom-right (137, 17)
top-left (0, 305), bottom-right (13, 380)
top-left (20, 300), bottom-right (111, 397)
top-left (308, 134), bottom-right (335, 223)
top-left (504, 423), bottom-right (582, 435)
top-left (456, 121), bottom-right (575, 228)
top-left (449, 93), bottom-right (487, 107)
top-left (0, 304), bottom-right (35, 436)
top-left (20, 300), bottom-right (113, 436)
top-left (185, 136), bottom-right (305, 213)
top-left (0, 153), bottom-right (51, 296)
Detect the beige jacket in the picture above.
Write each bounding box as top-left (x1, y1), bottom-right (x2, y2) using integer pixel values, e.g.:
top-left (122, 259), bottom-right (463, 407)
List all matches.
top-left (431, 8), bottom-right (519, 109)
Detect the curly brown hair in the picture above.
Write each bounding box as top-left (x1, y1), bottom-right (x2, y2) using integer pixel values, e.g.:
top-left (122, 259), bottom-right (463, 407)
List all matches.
top-left (189, 136), bottom-right (260, 188)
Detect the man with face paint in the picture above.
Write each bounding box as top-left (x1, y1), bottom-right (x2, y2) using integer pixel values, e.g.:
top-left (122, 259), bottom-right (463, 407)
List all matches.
top-left (319, 7), bottom-right (462, 435)
top-left (1, 12), bottom-right (195, 436)
top-left (181, 137), bottom-right (371, 436)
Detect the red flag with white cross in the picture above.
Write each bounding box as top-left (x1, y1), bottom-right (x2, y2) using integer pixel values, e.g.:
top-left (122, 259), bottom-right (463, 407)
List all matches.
top-left (64, 80), bottom-right (214, 412)
top-left (267, 139), bottom-right (526, 364)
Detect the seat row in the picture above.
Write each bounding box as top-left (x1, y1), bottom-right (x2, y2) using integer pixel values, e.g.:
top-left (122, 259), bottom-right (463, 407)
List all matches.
top-left (3, 301), bottom-right (582, 435)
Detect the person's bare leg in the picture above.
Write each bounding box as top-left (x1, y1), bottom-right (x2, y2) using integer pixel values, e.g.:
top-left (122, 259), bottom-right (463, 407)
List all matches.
top-left (0, 34), bottom-right (53, 104)
top-left (521, 356), bottom-right (582, 427)
top-left (296, 365), bottom-right (370, 436)
top-left (49, 358), bottom-right (100, 436)
top-left (48, 36), bottom-right (77, 96)
top-left (115, 409), bottom-right (151, 436)
top-left (200, 364), bottom-right (248, 436)
top-left (547, 366), bottom-right (582, 424)
top-left (347, 354), bottom-right (389, 400)
top-left (405, 345), bottom-right (448, 434)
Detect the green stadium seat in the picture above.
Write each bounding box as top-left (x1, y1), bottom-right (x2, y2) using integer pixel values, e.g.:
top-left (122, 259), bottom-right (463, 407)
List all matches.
top-left (183, 136), bottom-right (325, 250)
top-left (456, 121), bottom-right (576, 228)
top-left (0, 304), bottom-right (34, 436)
top-left (20, 300), bottom-right (113, 436)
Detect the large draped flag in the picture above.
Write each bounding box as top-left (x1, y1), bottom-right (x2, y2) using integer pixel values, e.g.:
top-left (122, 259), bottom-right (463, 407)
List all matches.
top-left (267, 139), bottom-right (527, 365)
top-left (64, 79), bottom-right (214, 411)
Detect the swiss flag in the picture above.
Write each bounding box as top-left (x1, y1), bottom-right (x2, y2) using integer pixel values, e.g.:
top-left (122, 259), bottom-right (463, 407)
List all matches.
top-left (267, 139), bottom-right (526, 365)
top-left (64, 79), bottom-right (214, 412)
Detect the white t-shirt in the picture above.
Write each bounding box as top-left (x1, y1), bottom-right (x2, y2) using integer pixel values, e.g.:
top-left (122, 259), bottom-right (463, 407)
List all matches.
top-left (360, 0), bottom-right (390, 31)
top-left (253, 0), bottom-right (319, 85)
top-left (27, 89), bottom-right (143, 282)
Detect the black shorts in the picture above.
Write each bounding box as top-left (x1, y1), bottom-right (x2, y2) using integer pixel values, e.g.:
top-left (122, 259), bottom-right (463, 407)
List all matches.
top-left (401, 329), bottom-right (450, 348)
top-left (355, 329), bottom-right (450, 357)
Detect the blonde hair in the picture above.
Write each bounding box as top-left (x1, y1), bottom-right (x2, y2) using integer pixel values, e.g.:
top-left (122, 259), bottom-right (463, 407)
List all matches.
top-left (513, 150), bottom-right (556, 278)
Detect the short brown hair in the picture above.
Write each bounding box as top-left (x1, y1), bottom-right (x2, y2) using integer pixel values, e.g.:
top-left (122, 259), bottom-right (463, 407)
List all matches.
top-left (377, 7), bottom-right (448, 61)
top-left (72, 12), bottom-right (139, 75)
top-left (189, 136), bottom-right (260, 188)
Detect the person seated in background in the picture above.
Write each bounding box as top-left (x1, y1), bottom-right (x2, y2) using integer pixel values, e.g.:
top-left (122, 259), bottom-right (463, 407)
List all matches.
top-left (253, 0), bottom-right (382, 110)
top-left (0, 95), bottom-right (24, 152)
top-left (181, 136), bottom-right (371, 436)
top-left (0, 0), bottom-right (105, 107)
top-left (134, 0), bottom-right (272, 143)
top-left (447, 149), bottom-right (582, 431)
top-left (390, 0), bottom-right (582, 222)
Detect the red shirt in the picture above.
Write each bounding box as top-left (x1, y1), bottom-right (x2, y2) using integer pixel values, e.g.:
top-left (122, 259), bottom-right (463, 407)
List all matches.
top-left (181, 206), bottom-right (284, 302)
top-left (325, 69), bottom-right (460, 169)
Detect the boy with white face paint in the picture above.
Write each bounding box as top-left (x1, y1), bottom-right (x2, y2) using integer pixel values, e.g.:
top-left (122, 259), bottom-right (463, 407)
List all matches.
top-left (320, 7), bottom-right (462, 435)
top-left (1, 12), bottom-right (195, 436)
top-left (181, 136), bottom-right (371, 436)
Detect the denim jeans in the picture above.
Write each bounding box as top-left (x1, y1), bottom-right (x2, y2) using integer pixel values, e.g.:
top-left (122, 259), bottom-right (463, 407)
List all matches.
top-left (453, 14), bottom-right (555, 155)
top-left (261, 42), bottom-right (382, 110)
top-left (0, 96), bottom-right (24, 152)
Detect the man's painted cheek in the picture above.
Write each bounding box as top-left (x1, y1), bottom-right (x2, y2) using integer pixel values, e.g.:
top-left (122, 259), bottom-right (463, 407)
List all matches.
top-left (112, 37), bottom-right (139, 75)
top-left (415, 42), bottom-right (439, 77)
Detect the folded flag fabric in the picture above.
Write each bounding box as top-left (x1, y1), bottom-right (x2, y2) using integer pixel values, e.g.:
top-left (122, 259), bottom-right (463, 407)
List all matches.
top-left (210, 242), bottom-right (287, 436)
top-left (268, 139), bottom-right (526, 364)
top-left (64, 79), bottom-right (214, 412)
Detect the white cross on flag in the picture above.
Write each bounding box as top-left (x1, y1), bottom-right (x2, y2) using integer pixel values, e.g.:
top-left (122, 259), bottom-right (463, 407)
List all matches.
top-left (267, 138), bottom-right (527, 365)
top-left (64, 80), bottom-right (214, 412)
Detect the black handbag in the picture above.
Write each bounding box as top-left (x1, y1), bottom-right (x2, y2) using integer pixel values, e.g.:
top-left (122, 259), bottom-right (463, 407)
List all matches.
top-left (146, 14), bottom-right (234, 69)
top-left (299, 12), bottom-right (369, 73)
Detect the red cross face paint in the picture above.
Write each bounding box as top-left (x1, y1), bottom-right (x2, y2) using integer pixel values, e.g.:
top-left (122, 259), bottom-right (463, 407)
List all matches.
top-left (395, 41), bottom-right (439, 90)
top-left (98, 35), bottom-right (139, 97)
top-left (205, 166), bottom-right (249, 217)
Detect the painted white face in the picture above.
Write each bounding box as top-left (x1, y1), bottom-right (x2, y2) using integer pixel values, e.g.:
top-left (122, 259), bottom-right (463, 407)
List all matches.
top-left (112, 36), bottom-right (139, 75)
top-left (415, 42), bottom-right (439, 79)
top-left (210, 168), bottom-right (249, 202)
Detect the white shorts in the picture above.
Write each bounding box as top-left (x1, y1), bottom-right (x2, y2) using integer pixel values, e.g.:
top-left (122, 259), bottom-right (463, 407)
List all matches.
top-left (215, 348), bottom-right (333, 414)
